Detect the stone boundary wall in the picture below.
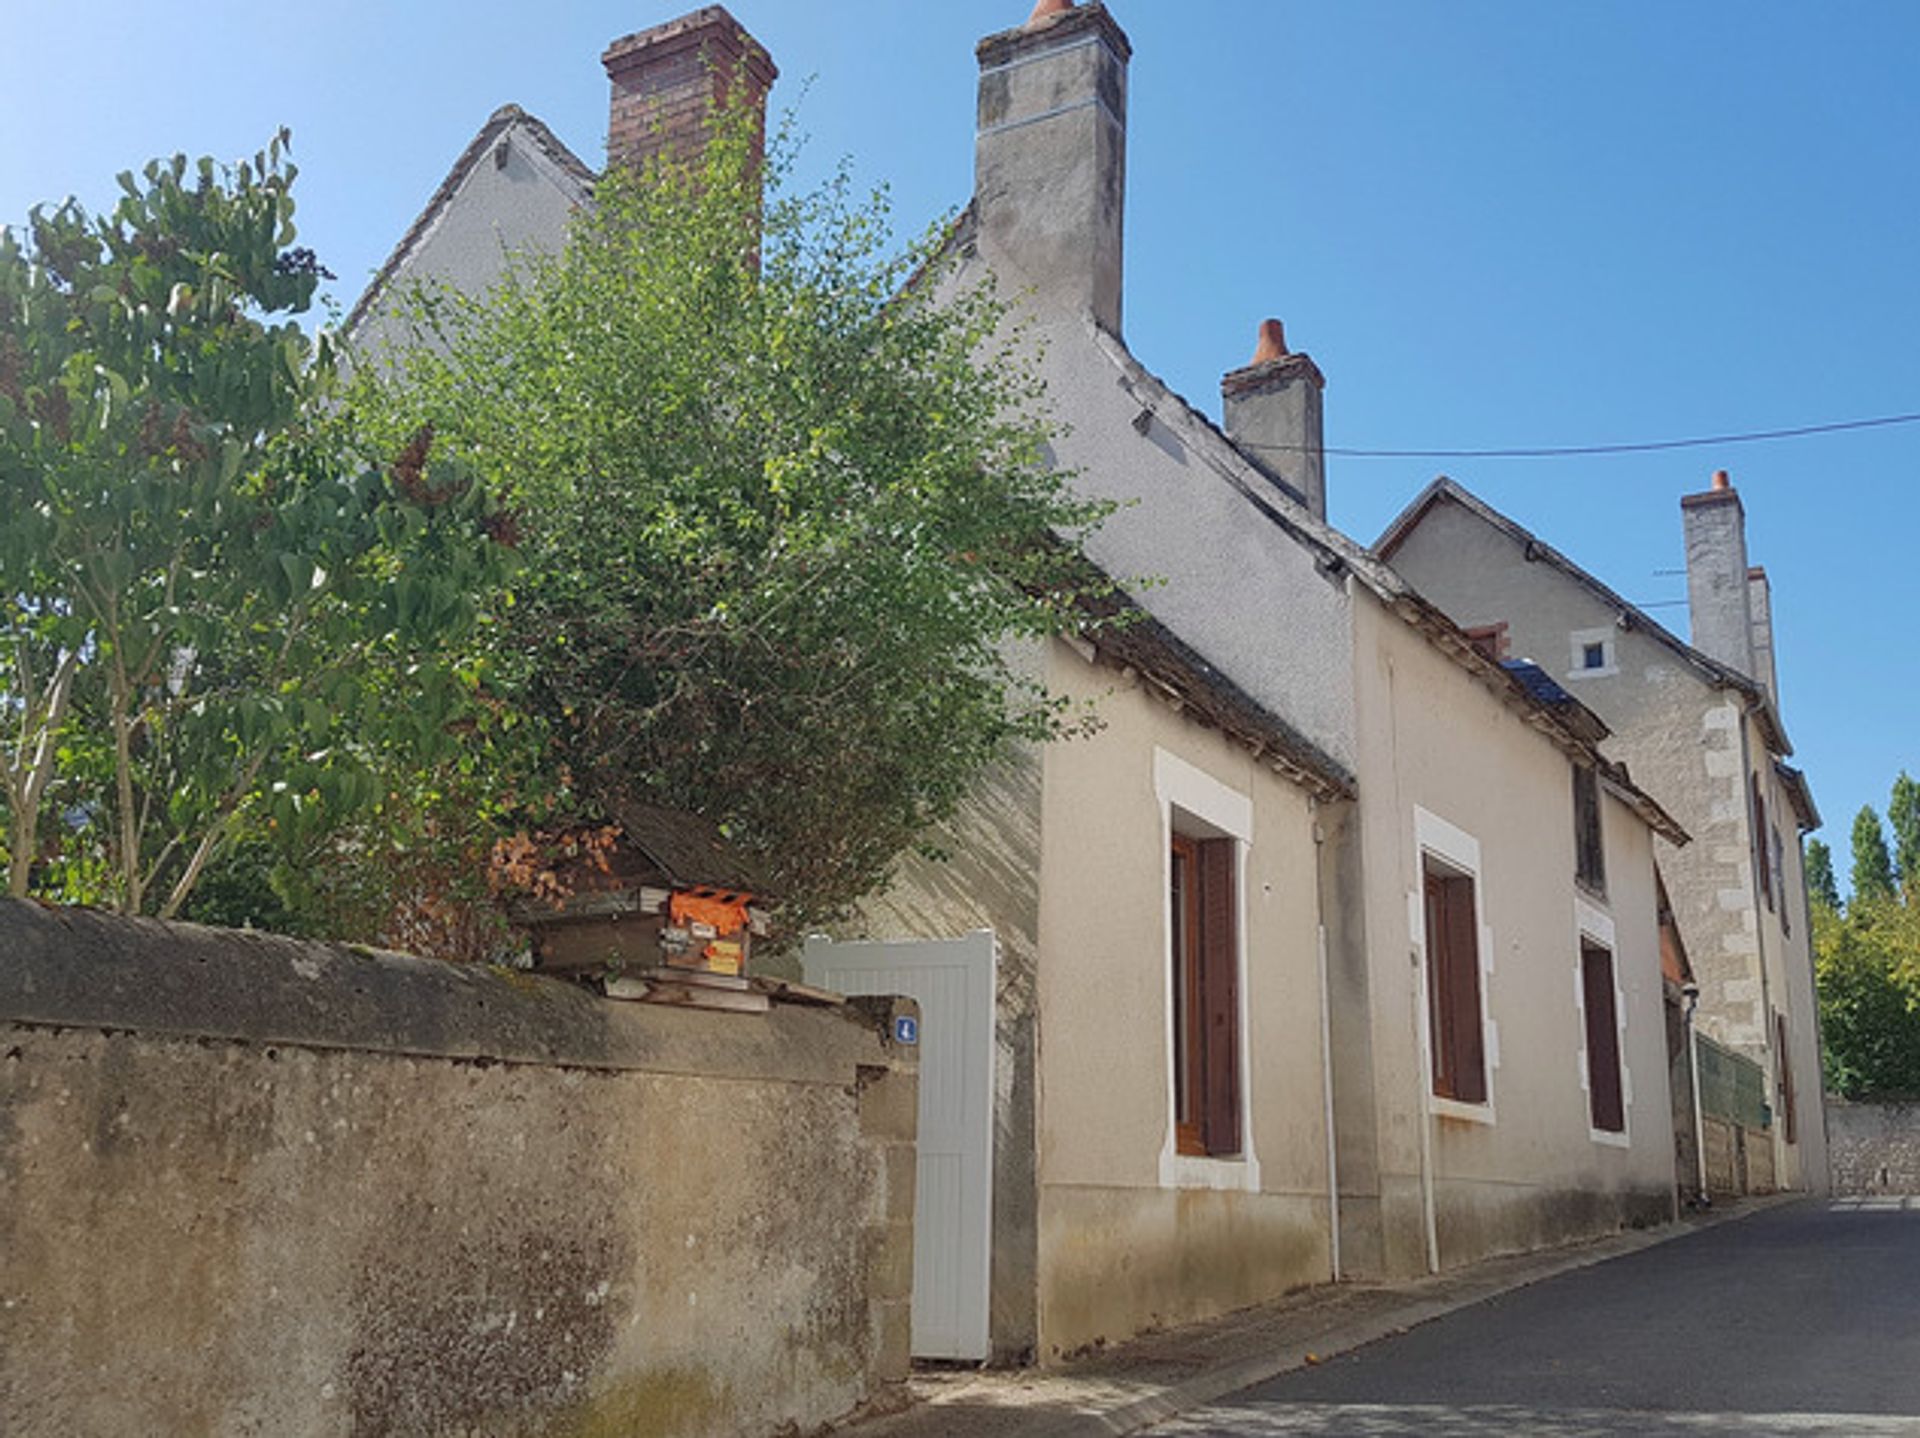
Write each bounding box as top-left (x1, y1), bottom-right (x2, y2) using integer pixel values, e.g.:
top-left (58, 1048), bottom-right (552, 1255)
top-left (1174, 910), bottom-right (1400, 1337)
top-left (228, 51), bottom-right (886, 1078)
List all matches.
top-left (1829, 1099), bottom-right (1920, 1195)
top-left (0, 900), bottom-right (917, 1438)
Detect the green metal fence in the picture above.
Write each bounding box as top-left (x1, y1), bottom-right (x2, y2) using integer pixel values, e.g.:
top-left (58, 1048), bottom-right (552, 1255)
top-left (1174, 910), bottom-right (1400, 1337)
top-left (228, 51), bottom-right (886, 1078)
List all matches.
top-left (1696, 1032), bottom-right (1771, 1131)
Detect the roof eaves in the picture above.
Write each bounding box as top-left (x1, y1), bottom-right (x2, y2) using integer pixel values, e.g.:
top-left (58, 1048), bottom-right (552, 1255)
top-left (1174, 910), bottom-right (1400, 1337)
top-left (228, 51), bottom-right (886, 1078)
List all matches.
top-left (1073, 583), bottom-right (1356, 804)
top-left (343, 105), bottom-right (596, 339)
top-left (1774, 760), bottom-right (1822, 832)
top-left (1600, 762), bottom-right (1690, 847)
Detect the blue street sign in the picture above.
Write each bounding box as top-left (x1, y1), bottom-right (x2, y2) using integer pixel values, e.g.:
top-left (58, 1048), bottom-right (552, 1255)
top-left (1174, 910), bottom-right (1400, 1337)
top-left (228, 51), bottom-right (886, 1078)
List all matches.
top-left (894, 1014), bottom-right (919, 1046)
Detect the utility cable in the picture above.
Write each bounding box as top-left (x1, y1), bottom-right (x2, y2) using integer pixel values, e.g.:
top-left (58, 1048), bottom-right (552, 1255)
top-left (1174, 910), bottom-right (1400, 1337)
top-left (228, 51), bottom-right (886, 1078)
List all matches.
top-left (1240, 410), bottom-right (1920, 460)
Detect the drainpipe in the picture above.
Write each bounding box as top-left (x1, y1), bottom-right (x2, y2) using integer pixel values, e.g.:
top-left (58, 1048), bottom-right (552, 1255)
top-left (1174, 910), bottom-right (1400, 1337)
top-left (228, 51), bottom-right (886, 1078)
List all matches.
top-left (1416, 966), bottom-right (1440, 1273)
top-left (1312, 807), bottom-right (1341, 1281)
top-left (1684, 980), bottom-right (1710, 1206)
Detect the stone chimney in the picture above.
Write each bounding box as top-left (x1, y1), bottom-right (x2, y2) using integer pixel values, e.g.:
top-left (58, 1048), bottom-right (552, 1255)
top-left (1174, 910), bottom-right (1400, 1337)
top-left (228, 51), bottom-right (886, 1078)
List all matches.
top-left (1747, 565), bottom-right (1780, 702)
top-left (1682, 469), bottom-right (1755, 678)
top-left (1221, 318), bottom-right (1327, 519)
top-left (974, 1), bottom-right (1132, 333)
top-left (603, 6), bottom-right (777, 175)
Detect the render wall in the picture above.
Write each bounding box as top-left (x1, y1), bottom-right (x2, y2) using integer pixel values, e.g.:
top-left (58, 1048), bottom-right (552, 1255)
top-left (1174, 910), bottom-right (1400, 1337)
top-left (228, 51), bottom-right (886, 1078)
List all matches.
top-left (843, 636), bottom-right (1048, 1364)
top-left (1384, 499), bottom-right (1828, 1193)
top-left (349, 117), bottom-right (589, 361)
top-left (0, 902), bottom-right (916, 1438)
top-left (1343, 598), bottom-right (1676, 1279)
top-left (1029, 640), bottom-right (1333, 1359)
top-left (940, 244), bottom-right (1361, 775)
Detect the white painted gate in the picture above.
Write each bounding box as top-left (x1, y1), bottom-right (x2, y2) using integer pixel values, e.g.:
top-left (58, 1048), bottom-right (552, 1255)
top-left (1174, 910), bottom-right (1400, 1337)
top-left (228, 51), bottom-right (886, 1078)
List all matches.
top-left (803, 931), bottom-right (996, 1362)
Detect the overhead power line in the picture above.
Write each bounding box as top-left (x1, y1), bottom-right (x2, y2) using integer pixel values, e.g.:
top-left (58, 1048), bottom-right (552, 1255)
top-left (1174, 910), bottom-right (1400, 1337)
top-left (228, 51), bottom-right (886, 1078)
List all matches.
top-left (1244, 409), bottom-right (1920, 460)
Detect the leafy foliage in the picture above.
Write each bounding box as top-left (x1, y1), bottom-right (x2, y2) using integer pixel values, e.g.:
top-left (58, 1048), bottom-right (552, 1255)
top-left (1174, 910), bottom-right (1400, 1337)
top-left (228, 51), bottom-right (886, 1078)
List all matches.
top-left (1817, 775), bottom-right (1920, 1098)
top-left (1806, 837), bottom-right (1840, 912)
top-left (1890, 771), bottom-right (1920, 898)
top-left (1851, 805), bottom-right (1897, 906)
top-left (358, 100), bottom-right (1116, 932)
top-left (0, 137), bottom-right (508, 916)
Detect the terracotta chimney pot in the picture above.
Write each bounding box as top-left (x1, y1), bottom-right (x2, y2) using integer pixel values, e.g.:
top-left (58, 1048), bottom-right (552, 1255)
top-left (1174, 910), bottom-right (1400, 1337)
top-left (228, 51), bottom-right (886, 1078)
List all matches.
top-left (1251, 318), bottom-right (1289, 365)
top-left (1711, 469), bottom-right (1731, 491)
top-left (1026, 0), bottom-right (1075, 25)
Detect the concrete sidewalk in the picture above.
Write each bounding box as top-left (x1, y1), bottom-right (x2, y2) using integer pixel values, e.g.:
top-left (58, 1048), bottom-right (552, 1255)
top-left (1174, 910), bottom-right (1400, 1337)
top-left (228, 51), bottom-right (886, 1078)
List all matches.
top-left (835, 1198), bottom-right (1794, 1438)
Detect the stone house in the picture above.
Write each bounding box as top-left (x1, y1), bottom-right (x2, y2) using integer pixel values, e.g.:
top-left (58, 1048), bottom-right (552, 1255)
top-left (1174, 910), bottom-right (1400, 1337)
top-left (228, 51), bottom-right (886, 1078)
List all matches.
top-left (811, 0), bottom-right (1691, 1361)
top-left (1378, 473), bottom-right (1828, 1195)
top-left (345, 0), bottom-right (1700, 1371)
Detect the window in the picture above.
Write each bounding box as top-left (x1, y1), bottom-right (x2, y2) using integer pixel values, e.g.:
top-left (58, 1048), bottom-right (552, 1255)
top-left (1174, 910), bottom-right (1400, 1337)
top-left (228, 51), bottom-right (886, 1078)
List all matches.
top-left (1581, 941), bottom-right (1626, 1134)
top-left (1775, 1011), bottom-right (1797, 1144)
top-left (1772, 826), bottom-right (1789, 936)
top-left (1464, 622), bottom-right (1509, 662)
top-left (1424, 858), bottom-right (1487, 1105)
top-left (1751, 775), bottom-right (1774, 911)
top-left (1171, 832), bottom-right (1240, 1157)
top-left (1566, 626), bottom-right (1616, 679)
top-left (1573, 764), bottom-right (1606, 894)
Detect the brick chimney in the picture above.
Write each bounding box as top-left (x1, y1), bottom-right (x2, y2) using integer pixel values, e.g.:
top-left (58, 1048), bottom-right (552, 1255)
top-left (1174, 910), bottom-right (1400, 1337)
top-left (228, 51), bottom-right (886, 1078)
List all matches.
top-left (974, 2), bottom-right (1132, 333)
top-left (603, 6), bottom-right (777, 175)
top-left (1747, 565), bottom-right (1780, 702)
top-left (1682, 469), bottom-right (1755, 678)
top-left (1221, 318), bottom-right (1327, 519)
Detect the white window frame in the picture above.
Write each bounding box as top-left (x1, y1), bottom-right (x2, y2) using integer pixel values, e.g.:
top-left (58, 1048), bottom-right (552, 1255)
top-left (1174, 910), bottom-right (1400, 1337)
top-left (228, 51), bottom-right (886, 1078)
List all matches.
top-left (1154, 748), bottom-right (1260, 1192)
top-left (1573, 897), bottom-right (1632, 1148)
top-left (1566, 626), bottom-right (1619, 680)
top-left (1413, 806), bottom-right (1498, 1126)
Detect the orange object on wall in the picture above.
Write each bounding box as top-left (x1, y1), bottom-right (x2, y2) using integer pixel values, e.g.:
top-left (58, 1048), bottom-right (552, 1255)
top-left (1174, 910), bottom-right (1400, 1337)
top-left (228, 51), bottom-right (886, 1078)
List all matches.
top-left (669, 888), bottom-right (752, 937)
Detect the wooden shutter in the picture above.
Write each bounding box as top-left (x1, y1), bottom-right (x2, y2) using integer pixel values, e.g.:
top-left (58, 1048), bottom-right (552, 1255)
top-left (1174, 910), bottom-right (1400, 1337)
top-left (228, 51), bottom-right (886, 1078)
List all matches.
top-left (1197, 837), bottom-right (1240, 1155)
top-left (1752, 777), bottom-right (1772, 909)
top-left (1443, 874), bottom-right (1487, 1103)
top-left (1424, 865), bottom-right (1486, 1104)
top-left (1582, 943), bottom-right (1624, 1132)
top-left (1776, 1011), bottom-right (1797, 1143)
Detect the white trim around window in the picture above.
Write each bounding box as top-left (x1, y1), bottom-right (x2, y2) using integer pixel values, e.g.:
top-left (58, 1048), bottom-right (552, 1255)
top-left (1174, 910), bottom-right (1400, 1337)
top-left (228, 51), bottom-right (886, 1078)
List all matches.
top-left (1566, 626), bottom-right (1619, 680)
top-left (1154, 748), bottom-right (1261, 1192)
top-left (1573, 897), bottom-right (1632, 1148)
top-left (1413, 806), bottom-right (1498, 1126)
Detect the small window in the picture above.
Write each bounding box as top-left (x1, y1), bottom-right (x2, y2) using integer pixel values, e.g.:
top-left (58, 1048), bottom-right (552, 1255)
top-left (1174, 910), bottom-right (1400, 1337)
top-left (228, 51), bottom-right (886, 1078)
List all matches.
top-left (1424, 858), bottom-right (1487, 1105)
top-left (1573, 765), bottom-right (1606, 895)
top-left (1581, 941), bottom-right (1625, 1134)
top-left (1464, 622), bottom-right (1509, 662)
top-left (1171, 832), bottom-right (1240, 1156)
top-left (1566, 627), bottom-right (1615, 679)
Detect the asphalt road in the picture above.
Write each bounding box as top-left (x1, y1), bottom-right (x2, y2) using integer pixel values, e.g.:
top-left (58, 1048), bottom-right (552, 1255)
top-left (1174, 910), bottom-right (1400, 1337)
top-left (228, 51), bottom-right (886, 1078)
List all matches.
top-left (1152, 1198), bottom-right (1920, 1436)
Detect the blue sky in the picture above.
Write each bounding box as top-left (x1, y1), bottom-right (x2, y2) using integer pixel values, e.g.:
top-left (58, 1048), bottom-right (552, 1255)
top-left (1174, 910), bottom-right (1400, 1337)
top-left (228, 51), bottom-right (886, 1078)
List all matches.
top-left (5, 2), bottom-right (1916, 882)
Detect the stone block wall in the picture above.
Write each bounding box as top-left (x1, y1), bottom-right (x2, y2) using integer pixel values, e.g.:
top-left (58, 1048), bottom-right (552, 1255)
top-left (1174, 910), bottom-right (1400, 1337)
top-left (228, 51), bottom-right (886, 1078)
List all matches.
top-left (1829, 1100), bottom-right (1920, 1195)
top-left (0, 900), bottom-right (916, 1437)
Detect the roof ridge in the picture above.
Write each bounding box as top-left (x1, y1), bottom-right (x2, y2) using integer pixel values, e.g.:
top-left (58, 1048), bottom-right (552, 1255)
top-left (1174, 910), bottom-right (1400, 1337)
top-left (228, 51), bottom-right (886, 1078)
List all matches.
top-left (343, 105), bottom-right (595, 338)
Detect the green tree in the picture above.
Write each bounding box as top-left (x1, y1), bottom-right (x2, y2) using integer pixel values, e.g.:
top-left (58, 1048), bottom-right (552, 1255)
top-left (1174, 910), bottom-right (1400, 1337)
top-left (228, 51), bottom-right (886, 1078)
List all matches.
top-left (362, 102), bottom-right (1117, 930)
top-left (0, 138), bottom-right (507, 917)
top-left (1805, 837), bottom-right (1840, 911)
top-left (1890, 771), bottom-right (1920, 897)
top-left (1815, 899), bottom-right (1920, 1098)
top-left (1851, 805), bottom-right (1896, 906)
